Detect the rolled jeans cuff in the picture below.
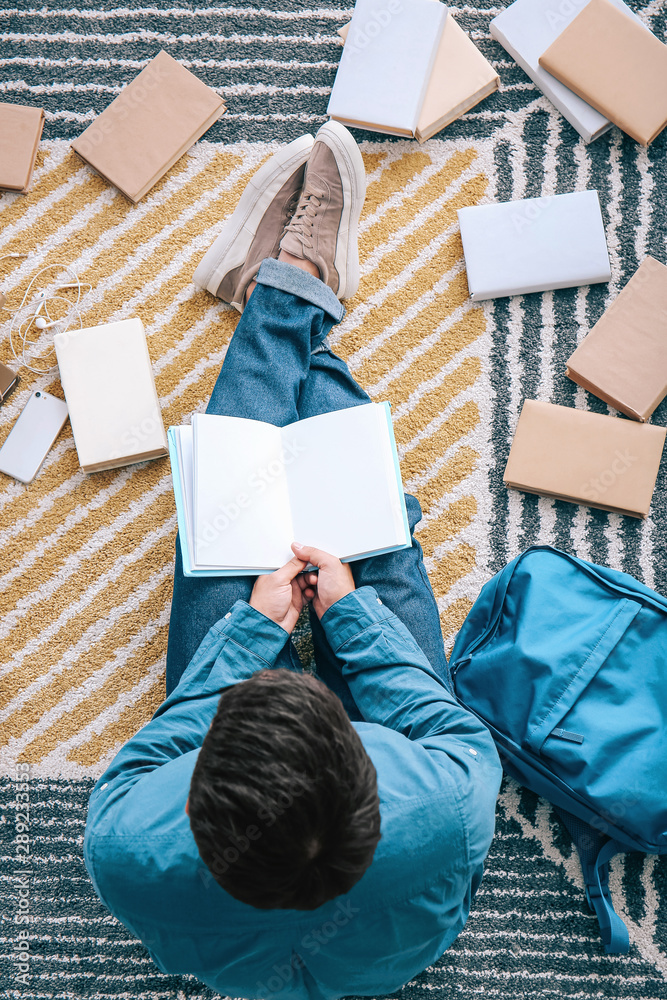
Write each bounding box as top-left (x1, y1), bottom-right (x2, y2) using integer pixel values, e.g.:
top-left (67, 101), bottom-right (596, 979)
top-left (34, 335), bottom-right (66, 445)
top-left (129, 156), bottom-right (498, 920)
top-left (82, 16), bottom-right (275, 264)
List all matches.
top-left (255, 258), bottom-right (345, 325)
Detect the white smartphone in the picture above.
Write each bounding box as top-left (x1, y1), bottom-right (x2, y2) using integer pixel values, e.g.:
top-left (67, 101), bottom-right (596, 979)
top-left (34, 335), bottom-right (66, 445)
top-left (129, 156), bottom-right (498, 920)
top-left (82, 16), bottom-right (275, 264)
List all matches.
top-left (0, 390), bottom-right (69, 483)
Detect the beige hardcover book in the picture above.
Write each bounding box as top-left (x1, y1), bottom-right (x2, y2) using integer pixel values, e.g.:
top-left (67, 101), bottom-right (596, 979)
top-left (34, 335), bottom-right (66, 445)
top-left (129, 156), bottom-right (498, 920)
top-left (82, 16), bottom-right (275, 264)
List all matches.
top-left (566, 257), bottom-right (667, 421)
top-left (0, 103), bottom-right (44, 193)
top-left (504, 399), bottom-right (666, 518)
top-left (53, 318), bottom-right (168, 473)
top-left (337, 15), bottom-right (498, 140)
top-left (538, 0), bottom-right (667, 146)
top-left (71, 50), bottom-right (226, 202)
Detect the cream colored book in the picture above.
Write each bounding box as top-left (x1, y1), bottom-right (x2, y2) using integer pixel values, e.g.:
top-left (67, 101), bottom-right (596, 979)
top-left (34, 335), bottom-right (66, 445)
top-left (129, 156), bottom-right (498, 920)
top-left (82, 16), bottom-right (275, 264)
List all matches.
top-left (54, 318), bottom-right (168, 473)
top-left (337, 14), bottom-right (498, 140)
top-left (504, 399), bottom-right (666, 518)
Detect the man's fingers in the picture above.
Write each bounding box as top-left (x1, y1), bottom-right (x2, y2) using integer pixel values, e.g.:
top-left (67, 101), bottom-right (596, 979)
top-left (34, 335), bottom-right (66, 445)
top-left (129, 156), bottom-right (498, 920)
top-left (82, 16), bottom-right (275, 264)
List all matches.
top-left (291, 578), bottom-right (305, 607)
top-left (291, 542), bottom-right (336, 568)
top-left (274, 554), bottom-right (308, 584)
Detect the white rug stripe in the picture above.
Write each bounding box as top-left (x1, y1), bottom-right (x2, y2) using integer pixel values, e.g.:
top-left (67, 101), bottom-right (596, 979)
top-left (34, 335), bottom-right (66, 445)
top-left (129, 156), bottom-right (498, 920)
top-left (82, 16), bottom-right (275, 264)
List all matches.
top-left (0, 80), bottom-right (332, 98)
top-left (0, 30), bottom-right (344, 44)
top-left (0, 6), bottom-right (353, 19)
top-left (0, 55), bottom-right (340, 69)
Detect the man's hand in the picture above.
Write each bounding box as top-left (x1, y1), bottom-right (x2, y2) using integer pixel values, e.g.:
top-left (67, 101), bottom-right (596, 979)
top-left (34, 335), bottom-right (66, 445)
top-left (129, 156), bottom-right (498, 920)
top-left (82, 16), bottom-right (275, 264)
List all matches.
top-left (291, 542), bottom-right (356, 619)
top-left (249, 554), bottom-right (308, 633)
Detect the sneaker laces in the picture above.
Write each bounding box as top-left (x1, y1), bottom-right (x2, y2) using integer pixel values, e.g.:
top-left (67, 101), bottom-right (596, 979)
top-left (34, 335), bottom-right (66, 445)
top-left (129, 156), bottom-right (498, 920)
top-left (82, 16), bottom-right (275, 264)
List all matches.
top-left (282, 187), bottom-right (325, 249)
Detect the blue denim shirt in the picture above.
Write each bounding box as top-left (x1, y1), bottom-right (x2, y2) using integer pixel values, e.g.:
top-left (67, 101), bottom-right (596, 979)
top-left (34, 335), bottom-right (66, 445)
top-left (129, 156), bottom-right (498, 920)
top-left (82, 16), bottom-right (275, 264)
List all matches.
top-left (84, 587), bottom-right (502, 1000)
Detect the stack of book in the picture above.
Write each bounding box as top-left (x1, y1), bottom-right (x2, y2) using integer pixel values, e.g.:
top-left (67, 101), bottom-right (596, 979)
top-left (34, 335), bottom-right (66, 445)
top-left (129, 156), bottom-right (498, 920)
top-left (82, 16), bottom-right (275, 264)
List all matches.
top-left (328, 0), bottom-right (499, 141)
top-left (491, 0), bottom-right (667, 145)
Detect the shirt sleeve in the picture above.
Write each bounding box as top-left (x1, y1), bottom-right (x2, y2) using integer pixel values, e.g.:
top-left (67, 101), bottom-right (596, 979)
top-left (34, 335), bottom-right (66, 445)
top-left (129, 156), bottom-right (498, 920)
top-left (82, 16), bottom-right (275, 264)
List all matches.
top-left (87, 600), bottom-right (290, 809)
top-left (321, 585), bottom-right (502, 759)
top-left (322, 586), bottom-right (502, 872)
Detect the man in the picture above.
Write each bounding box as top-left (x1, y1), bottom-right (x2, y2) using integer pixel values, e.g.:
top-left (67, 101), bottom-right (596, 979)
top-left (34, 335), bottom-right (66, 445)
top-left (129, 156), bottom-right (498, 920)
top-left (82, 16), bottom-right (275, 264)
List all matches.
top-left (84, 122), bottom-right (502, 1000)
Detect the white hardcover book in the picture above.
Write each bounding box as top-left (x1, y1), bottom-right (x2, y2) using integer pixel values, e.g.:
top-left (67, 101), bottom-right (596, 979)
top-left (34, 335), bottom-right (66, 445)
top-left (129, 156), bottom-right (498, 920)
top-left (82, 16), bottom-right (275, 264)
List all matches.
top-left (457, 190), bottom-right (611, 301)
top-left (490, 0), bottom-right (647, 143)
top-left (54, 317), bottom-right (168, 473)
top-left (327, 0), bottom-right (448, 137)
top-left (168, 402), bottom-right (411, 576)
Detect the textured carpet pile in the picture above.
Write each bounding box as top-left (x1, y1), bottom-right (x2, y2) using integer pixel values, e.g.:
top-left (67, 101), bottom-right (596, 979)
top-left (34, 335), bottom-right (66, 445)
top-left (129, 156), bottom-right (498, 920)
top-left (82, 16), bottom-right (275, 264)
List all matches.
top-left (0, 1), bottom-right (666, 997)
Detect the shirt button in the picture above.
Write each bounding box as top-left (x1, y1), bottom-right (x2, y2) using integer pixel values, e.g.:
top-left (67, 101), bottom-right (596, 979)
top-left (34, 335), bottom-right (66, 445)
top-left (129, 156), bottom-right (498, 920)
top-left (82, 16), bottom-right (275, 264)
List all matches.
top-left (225, 612), bottom-right (232, 619)
top-left (468, 748), bottom-right (478, 756)
top-left (377, 598), bottom-right (382, 604)
top-left (101, 782), bottom-right (108, 790)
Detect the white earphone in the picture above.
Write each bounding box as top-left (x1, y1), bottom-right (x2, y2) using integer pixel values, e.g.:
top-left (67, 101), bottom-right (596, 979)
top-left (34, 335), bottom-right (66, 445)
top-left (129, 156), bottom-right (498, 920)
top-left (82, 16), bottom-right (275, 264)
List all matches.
top-left (0, 254), bottom-right (92, 375)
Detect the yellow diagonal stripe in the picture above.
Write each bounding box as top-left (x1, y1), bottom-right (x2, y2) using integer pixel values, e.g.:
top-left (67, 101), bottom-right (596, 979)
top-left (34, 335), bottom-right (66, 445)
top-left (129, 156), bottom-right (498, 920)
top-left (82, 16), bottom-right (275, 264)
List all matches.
top-left (414, 446), bottom-right (479, 513)
top-left (67, 678), bottom-right (166, 767)
top-left (417, 496), bottom-right (477, 559)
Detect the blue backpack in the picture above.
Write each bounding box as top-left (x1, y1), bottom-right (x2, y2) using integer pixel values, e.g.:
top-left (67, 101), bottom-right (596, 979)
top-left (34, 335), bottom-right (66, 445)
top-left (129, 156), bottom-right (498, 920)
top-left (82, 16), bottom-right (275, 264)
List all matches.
top-left (450, 545), bottom-right (667, 954)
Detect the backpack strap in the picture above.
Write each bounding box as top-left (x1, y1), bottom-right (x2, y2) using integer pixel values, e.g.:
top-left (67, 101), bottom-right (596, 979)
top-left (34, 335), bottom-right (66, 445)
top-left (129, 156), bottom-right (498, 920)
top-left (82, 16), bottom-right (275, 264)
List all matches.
top-left (555, 807), bottom-right (630, 954)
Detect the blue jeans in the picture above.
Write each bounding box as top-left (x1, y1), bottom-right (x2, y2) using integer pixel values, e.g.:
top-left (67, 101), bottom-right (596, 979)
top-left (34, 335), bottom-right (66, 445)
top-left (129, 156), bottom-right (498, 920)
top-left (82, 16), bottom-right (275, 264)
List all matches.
top-left (166, 259), bottom-right (451, 717)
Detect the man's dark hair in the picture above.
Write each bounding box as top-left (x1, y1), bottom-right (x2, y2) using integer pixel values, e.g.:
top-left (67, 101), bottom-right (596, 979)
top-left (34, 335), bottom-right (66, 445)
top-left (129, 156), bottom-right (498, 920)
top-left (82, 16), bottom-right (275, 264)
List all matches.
top-left (188, 668), bottom-right (381, 910)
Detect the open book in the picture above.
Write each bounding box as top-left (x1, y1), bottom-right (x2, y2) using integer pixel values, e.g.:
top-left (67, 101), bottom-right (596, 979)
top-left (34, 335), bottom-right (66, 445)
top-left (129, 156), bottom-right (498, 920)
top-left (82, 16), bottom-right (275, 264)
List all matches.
top-left (168, 402), bottom-right (411, 576)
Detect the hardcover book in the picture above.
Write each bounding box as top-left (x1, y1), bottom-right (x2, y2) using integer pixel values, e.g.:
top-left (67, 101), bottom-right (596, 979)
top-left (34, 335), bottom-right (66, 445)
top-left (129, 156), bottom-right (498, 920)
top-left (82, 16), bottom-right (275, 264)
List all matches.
top-left (504, 399), bottom-right (666, 518)
top-left (489, 0), bottom-right (646, 144)
top-left (53, 318), bottom-right (168, 473)
top-left (168, 402), bottom-right (411, 576)
top-left (457, 189), bottom-right (611, 301)
top-left (337, 14), bottom-right (499, 141)
top-left (539, 0), bottom-right (667, 146)
top-left (0, 103), bottom-right (45, 193)
top-left (327, 0), bottom-right (448, 137)
top-left (566, 256), bottom-right (667, 421)
top-left (71, 50), bottom-right (226, 202)
top-left (0, 361), bottom-right (19, 403)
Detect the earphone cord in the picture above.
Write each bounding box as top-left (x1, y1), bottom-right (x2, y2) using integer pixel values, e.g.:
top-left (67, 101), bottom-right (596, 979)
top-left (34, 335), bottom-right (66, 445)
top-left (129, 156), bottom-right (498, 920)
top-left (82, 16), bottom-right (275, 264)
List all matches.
top-left (0, 255), bottom-right (91, 375)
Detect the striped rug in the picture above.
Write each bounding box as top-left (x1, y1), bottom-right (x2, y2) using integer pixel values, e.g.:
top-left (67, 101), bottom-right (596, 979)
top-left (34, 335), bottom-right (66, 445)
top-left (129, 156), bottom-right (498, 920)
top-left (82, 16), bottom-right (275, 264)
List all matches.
top-left (1, 1), bottom-right (666, 997)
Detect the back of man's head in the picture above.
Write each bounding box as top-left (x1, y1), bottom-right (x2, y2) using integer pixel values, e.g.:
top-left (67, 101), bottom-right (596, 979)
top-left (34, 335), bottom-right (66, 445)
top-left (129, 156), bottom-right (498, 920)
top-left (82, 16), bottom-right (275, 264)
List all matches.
top-left (188, 668), bottom-right (381, 910)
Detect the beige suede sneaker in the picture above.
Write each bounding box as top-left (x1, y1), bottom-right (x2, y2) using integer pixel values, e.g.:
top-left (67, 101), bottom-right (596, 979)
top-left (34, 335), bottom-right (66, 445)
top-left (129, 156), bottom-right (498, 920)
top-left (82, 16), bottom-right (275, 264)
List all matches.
top-left (279, 121), bottom-right (366, 300)
top-left (193, 134), bottom-right (314, 312)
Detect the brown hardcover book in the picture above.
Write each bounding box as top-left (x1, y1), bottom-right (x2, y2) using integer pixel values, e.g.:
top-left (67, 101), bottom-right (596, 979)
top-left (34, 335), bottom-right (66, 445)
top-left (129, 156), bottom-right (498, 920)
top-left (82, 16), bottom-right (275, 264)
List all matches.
top-left (337, 15), bottom-right (498, 141)
top-left (566, 256), bottom-right (667, 421)
top-left (504, 399), bottom-right (666, 518)
top-left (71, 50), bottom-right (226, 203)
top-left (538, 0), bottom-right (667, 146)
top-left (0, 103), bottom-right (44, 193)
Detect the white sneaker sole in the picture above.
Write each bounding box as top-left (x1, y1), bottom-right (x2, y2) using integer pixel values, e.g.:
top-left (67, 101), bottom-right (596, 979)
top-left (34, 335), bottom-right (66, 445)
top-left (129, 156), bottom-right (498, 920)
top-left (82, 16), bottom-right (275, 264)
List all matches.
top-left (193, 133), bottom-right (315, 303)
top-left (314, 120), bottom-right (367, 300)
